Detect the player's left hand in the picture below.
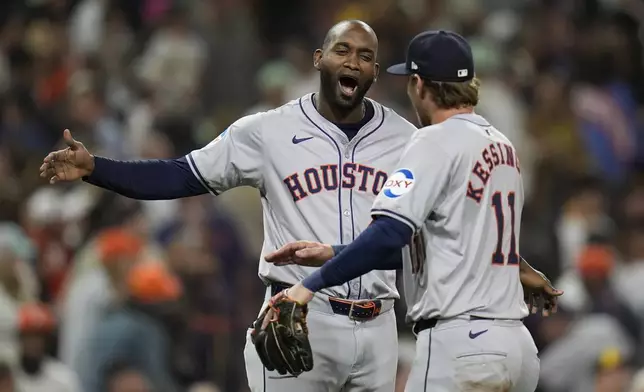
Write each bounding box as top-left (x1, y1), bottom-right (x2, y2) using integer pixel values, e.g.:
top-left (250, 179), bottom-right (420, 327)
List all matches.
top-left (260, 284), bottom-right (314, 329)
top-left (251, 285), bottom-right (314, 377)
top-left (521, 269), bottom-right (563, 317)
top-left (265, 241), bottom-right (334, 267)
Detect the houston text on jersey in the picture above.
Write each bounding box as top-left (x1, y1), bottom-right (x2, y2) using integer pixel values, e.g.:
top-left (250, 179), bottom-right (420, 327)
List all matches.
top-left (283, 163), bottom-right (388, 202)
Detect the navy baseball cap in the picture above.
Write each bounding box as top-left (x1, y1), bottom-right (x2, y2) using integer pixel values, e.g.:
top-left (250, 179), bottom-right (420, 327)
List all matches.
top-left (387, 30), bottom-right (474, 82)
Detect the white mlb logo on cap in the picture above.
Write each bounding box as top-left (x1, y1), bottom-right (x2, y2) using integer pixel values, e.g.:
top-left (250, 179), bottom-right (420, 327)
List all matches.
top-left (458, 69), bottom-right (468, 77)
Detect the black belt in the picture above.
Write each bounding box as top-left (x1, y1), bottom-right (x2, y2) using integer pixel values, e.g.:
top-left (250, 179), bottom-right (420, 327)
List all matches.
top-left (412, 315), bottom-right (494, 334)
top-left (270, 282), bottom-right (383, 321)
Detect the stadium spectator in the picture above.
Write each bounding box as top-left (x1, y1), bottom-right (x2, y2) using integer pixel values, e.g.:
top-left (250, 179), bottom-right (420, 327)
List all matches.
top-left (592, 347), bottom-right (635, 392)
top-left (80, 262), bottom-right (183, 392)
top-left (59, 227), bottom-right (144, 377)
top-left (15, 303), bottom-right (80, 392)
top-left (557, 243), bottom-right (641, 343)
top-left (539, 310), bottom-right (634, 392)
top-left (244, 60), bottom-right (295, 115)
top-left (134, 4), bottom-right (207, 117)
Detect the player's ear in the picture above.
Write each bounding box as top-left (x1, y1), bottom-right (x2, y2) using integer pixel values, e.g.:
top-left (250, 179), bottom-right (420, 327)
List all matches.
top-left (418, 78), bottom-right (425, 99)
top-left (313, 49), bottom-right (323, 70)
top-left (373, 62), bottom-right (380, 83)
top-left (411, 75), bottom-right (425, 99)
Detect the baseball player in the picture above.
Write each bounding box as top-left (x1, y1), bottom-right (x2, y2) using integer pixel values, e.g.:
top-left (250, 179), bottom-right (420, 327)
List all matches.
top-left (264, 30), bottom-right (563, 391)
top-left (40, 20), bottom-right (417, 392)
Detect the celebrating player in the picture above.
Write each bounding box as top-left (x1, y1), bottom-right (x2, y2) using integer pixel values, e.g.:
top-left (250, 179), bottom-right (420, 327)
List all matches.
top-left (40, 20), bottom-right (418, 392)
top-left (264, 30), bottom-right (563, 391)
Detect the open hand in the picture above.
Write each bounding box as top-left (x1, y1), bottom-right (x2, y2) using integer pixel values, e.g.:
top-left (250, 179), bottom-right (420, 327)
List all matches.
top-left (265, 241), bottom-right (334, 267)
top-left (40, 129), bottom-right (94, 184)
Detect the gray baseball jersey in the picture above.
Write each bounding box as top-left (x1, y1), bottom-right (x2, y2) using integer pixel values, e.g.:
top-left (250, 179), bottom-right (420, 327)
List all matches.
top-left (188, 93), bottom-right (416, 300)
top-left (372, 113), bottom-right (530, 321)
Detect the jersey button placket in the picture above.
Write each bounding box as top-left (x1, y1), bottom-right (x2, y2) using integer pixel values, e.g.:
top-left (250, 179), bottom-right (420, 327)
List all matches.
top-left (343, 144), bottom-right (360, 299)
top-left (343, 209), bottom-right (352, 244)
top-left (339, 145), bottom-right (354, 245)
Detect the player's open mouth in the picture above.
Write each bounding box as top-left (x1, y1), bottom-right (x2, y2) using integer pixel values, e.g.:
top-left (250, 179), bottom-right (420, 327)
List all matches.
top-left (338, 76), bottom-right (359, 97)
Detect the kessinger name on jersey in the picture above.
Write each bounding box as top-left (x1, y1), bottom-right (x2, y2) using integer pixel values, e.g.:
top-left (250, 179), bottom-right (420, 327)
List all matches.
top-left (467, 141), bottom-right (522, 203)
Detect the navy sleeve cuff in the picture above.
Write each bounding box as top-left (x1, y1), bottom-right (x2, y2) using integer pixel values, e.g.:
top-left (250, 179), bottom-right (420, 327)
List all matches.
top-left (82, 155), bottom-right (107, 184)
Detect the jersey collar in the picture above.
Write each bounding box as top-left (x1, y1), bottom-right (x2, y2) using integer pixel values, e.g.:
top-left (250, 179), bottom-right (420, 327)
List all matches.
top-left (299, 93), bottom-right (385, 144)
top-left (450, 113), bottom-right (490, 127)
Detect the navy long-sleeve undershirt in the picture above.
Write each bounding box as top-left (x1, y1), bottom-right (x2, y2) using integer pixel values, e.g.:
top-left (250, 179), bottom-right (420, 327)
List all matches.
top-left (302, 216), bottom-right (413, 292)
top-left (83, 156), bottom-right (208, 199)
top-left (331, 244), bottom-right (403, 270)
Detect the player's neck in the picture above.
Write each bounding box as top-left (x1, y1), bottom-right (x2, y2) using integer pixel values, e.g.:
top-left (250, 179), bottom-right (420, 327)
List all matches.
top-left (314, 92), bottom-right (365, 124)
top-left (431, 107), bottom-right (474, 125)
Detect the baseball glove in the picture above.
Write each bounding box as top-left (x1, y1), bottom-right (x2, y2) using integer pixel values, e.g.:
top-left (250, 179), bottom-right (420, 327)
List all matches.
top-left (250, 290), bottom-right (314, 377)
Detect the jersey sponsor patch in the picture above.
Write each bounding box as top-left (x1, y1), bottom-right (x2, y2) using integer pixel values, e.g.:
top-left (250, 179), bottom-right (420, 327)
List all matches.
top-left (382, 169), bottom-right (415, 198)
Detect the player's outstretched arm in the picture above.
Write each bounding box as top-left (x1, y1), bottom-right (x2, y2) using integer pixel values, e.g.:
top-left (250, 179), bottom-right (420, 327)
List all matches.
top-left (265, 240), bottom-right (403, 270)
top-left (277, 216), bottom-right (412, 305)
top-left (265, 241), bottom-right (335, 267)
top-left (40, 130), bottom-right (210, 200)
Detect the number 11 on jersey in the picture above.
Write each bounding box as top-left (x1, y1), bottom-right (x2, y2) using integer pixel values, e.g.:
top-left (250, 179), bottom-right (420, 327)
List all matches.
top-left (491, 191), bottom-right (519, 266)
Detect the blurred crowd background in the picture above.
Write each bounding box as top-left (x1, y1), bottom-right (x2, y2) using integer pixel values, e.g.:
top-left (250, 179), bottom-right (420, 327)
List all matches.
top-left (0, 0), bottom-right (643, 391)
